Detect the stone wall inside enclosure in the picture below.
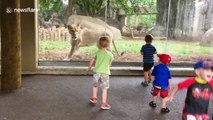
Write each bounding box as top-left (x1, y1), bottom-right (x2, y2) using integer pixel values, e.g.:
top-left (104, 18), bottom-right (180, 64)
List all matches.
top-left (155, 0), bottom-right (213, 41)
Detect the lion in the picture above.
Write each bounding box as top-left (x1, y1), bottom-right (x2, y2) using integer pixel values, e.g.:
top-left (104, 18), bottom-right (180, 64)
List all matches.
top-left (66, 23), bottom-right (119, 60)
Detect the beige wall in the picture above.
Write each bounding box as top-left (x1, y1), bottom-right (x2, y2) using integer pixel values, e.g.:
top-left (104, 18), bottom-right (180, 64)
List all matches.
top-left (21, 0), bottom-right (38, 72)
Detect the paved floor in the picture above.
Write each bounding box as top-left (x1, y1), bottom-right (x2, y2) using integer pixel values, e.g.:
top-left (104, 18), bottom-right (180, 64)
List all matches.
top-left (0, 75), bottom-right (212, 120)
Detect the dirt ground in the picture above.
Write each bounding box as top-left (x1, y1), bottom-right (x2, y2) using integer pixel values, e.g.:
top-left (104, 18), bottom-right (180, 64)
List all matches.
top-left (39, 51), bottom-right (140, 61)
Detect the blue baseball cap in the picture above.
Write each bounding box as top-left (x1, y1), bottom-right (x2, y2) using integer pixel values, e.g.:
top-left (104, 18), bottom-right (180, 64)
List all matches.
top-left (194, 60), bottom-right (212, 69)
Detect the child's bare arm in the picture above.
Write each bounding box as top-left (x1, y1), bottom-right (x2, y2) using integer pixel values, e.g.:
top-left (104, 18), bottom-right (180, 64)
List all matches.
top-left (109, 61), bottom-right (113, 67)
top-left (168, 79), bottom-right (172, 89)
top-left (87, 58), bottom-right (94, 73)
top-left (167, 85), bottom-right (179, 101)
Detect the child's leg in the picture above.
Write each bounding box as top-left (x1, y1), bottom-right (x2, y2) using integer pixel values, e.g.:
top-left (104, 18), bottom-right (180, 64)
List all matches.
top-left (153, 96), bottom-right (157, 103)
top-left (89, 86), bottom-right (98, 104)
top-left (144, 71), bottom-right (149, 82)
top-left (142, 63), bottom-right (149, 83)
top-left (143, 63), bottom-right (153, 83)
top-left (148, 70), bottom-right (152, 81)
top-left (149, 96), bottom-right (157, 107)
top-left (160, 90), bottom-right (168, 108)
top-left (100, 88), bottom-right (111, 109)
top-left (102, 88), bottom-right (107, 103)
top-left (100, 74), bottom-right (109, 104)
top-left (160, 98), bottom-right (170, 113)
top-left (149, 87), bottom-right (158, 107)
top-left (100, 74), bottom-right (111, 110)
top-left (92, 86), bottom-right (98, 98)
top-left (160, 90), bottom-right (170, 113)
top-left (92, 73), bottom-right (100, 98)
top-left (90, 74), bottom-right (99, 104)
top-left (162, 97), bottom-right (167, 108)
top-left (151, 87), bottom-right (159, 103)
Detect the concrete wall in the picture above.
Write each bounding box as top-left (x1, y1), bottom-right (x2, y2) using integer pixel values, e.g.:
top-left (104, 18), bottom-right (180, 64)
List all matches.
top-left (20, 0), bottom-right (38, 72)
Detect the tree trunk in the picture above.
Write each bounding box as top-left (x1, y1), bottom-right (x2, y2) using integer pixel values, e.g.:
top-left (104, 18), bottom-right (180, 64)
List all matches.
top-left (156, 0), bottom-right (213, 41)
top-left (155, 0), bottom-right (168, 37)
top-left (64, 0), bottom-right (77, 26)
top-left (66, 0), bottom-right (77, 16)
top-left (1, 0), bottom-right (22, 91)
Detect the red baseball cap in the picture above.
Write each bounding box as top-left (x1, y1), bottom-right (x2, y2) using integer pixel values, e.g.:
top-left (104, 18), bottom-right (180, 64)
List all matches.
top-left (158, 54), bottom-right (171, 64)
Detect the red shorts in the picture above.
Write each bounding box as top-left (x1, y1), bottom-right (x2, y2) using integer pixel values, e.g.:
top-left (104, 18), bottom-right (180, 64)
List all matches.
top-left (151, 87), bottom-right (168, 98)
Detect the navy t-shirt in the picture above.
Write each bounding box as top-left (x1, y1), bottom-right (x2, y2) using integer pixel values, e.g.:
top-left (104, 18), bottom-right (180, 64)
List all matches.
top-left (152, 64), bottom-right (172, 90)
top-left (140, 44), bottom-right (156, 63)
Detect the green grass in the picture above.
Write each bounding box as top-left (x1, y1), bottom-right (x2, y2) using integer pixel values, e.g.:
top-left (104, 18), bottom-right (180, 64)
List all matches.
top-left (39, 39), bottom-right (213, 57)
top-left (39, 41), bottom-right (70, 51)
top-left (152, 41), bottom-right (213, 57)
top-left (113, 40), bottom-right (213, 57)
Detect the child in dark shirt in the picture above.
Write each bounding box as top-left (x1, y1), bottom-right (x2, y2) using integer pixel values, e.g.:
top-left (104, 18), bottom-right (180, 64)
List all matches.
top-left (140, 34), bottom-right (157, 87)
top-left (167, 60), bottom-right (213, 120)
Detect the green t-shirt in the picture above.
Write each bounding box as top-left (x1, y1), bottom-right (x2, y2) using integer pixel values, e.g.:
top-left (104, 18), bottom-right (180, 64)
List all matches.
top-left (93, 49), bottom-right (114, 75)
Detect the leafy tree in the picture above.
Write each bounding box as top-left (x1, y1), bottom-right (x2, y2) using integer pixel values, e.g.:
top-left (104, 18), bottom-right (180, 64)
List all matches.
top-left (76, 0), bottom-right (106, 16)
top-left (39, 0), bottom-right (156, 16)
top-left (39, 0), bottom-right (63, 20)
top-left (113, 0), bottom-right (156, 15)
top-left (127, 15), bottom-right (156, 26)
top-left (38, 0), bottom-right (157, 22)
top-left (114, 0), bottom-right (157, 27)
top-left (113, 0), bottom-right (132, 14)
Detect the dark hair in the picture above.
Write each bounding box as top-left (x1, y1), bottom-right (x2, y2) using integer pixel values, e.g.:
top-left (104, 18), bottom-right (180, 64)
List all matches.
top-left (145, 34), bottom-right (153, 43)
top-left (99, 36), bottom-right (110, 48)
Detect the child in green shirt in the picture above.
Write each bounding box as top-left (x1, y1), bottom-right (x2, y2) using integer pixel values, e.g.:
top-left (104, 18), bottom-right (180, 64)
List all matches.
top-left (87, 36), bottom-right (114, 110)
